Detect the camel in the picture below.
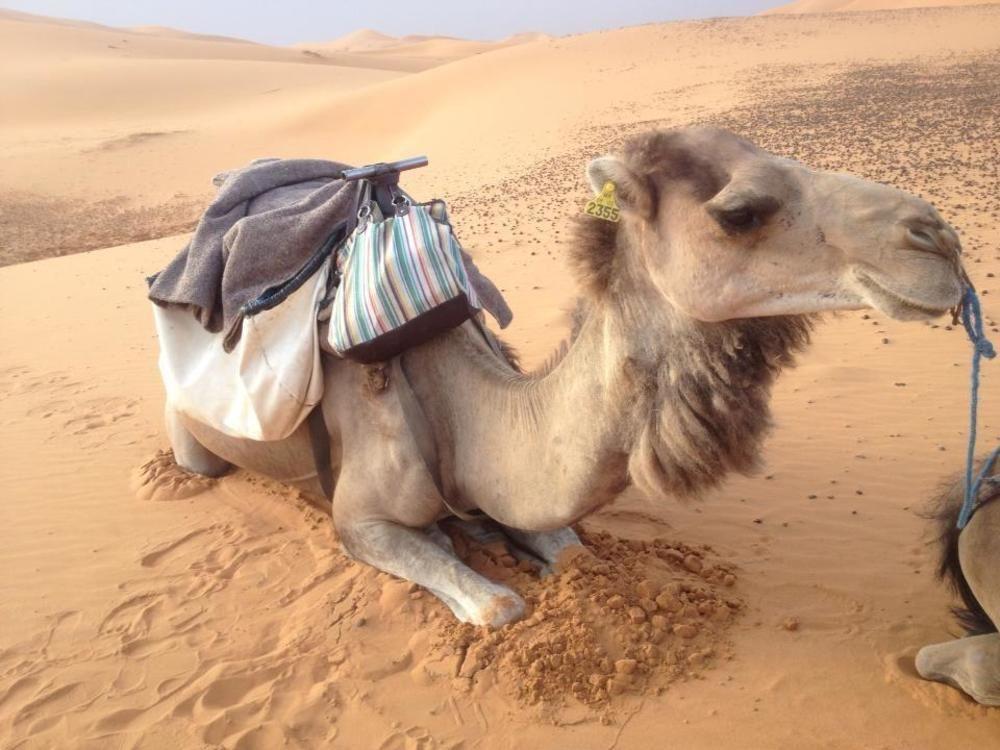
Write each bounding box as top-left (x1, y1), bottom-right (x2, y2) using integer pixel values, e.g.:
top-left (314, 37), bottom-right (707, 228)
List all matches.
top-left (161, 126), bottom-right (967, 626)
top-left (917, 454), bottom-right (1000, 706)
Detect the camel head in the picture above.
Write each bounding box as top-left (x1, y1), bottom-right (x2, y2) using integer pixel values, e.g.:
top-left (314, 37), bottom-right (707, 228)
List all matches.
top-left (583, 126), bottom-right (965, 323)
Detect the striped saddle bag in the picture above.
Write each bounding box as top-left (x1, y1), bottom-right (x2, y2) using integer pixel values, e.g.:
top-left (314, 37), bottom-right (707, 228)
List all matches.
top-left (328, 193), bottom-right (481, 363)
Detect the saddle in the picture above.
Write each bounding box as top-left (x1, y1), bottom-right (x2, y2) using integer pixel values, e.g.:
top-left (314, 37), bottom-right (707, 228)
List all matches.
top-left (149, 155), bottom-right (510, 515)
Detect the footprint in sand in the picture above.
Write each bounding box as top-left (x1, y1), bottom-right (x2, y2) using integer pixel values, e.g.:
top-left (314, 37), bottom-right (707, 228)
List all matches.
top-left (11, 680), bottom-right (103, 734)
top-left (140, 527), bottom-right (214, 568)
top-left (376, 726), bottom-right (436, 750)
top-left (98, 593), bottom-right (163, 641)
top-left (62, 397), bottom-right (137, 434)
top-left (229, 722), bottom-right (289, 750)
top-left (132, 449), bottom-right (216, 501)
top-left (168, 664), bottom-right (286, 746)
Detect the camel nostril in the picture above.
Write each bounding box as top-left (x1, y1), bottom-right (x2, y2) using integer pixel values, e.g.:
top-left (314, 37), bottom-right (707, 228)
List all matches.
top-left (903, 223), bottom-right (948, 257)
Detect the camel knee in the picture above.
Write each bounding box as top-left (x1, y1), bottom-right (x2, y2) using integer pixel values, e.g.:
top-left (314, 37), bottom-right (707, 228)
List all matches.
top-left (330, 516), bottom-right (368, 563)
top-left (164, 403), bottom-right (231, 478)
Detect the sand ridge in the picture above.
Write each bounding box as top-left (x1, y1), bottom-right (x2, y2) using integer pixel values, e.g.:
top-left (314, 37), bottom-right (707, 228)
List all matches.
top-left (1, 3), bottom-right (999, 748)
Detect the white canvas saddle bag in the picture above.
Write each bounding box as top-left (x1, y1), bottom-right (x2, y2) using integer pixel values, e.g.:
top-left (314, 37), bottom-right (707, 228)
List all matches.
top-left (153, 259), bottom-right (329, 441)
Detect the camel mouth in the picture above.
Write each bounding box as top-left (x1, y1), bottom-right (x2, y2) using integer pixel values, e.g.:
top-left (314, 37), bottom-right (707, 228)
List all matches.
top-left (851, 270), bottom-right (958, 321)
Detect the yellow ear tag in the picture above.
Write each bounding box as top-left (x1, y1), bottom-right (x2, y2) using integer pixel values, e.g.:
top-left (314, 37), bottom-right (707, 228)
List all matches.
top-left (584, 181), bottom-right (621, 223)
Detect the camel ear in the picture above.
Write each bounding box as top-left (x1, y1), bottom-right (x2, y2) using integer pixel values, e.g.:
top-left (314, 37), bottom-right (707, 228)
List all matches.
top-left (586, 156), bottom-right (653, 218)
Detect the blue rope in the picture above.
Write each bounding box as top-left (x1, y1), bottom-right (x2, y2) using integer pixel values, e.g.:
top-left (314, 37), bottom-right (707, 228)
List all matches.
top-left (957, 285), bottom-right (997, 529)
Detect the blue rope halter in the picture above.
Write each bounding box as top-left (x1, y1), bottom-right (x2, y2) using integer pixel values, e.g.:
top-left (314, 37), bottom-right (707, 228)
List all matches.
top-left (957, 284), bottom-right (997, 529)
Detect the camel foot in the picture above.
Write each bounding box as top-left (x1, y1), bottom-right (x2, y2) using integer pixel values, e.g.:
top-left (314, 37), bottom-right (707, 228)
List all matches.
top-left (444, 517), bottom-right (546, 568)
top-left (426, 521), bottom-right (527, 624)
top-left (480, 591), bottom-right (528, 627)
top-left (445, 518), bottom-right (583, 575)
top-left (503, 525), bottom-right (583, 573)
top-left (429, 584), bottom-right (527, 627)
top-left (916, 633), bottom-right (1000, 706)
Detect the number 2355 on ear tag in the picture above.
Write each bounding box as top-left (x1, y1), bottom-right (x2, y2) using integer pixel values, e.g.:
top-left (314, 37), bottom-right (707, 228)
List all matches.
top-left (584, 181), bottom-right (621, 223)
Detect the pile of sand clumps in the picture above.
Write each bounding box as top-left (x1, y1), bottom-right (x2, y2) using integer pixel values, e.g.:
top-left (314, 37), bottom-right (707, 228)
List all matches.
top-left (434, 525), bottom-right (742, 706)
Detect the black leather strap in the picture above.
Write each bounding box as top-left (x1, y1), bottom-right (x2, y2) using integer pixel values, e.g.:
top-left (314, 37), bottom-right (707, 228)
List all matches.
top-left (307, 405), bottom-right (334, 500)
top-left (308, 331), bottom-right (497, 511)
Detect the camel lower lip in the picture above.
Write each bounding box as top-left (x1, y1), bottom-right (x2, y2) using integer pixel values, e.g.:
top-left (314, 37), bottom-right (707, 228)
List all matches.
top-left (853, 271), bottom-right (953, 317)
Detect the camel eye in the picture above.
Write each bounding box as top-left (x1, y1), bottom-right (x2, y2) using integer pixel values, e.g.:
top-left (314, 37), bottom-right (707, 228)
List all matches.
top-left (709, 196), bottom-right (780, 235)
top-left (720, 207), bottom-right (756, 229)
top-left (715, 206), bottom-right (759, 233)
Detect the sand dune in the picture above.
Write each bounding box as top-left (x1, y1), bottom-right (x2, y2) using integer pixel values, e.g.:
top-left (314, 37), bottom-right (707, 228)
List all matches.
top-left (501, 31), bottom-right (554, 44)
top-left (364, 37), bottom-right (508, 59)
top-left (9, 4), bottom-right (998, 260)
top-left (0, 12), bottom-right (557, 261)
top-left (296, 28), bottom-right (401, 52)
top-left (294, 27), bottom-right (551, 71)
top-left (0, 6), bottom-right (113, 30)
top-left (0, 7), bottom-right (324, 64)
top-left (765, 0), bottom-right (996, 13)
top-left (1, 4), bottom-right (999, 749)
top-left (0, 12), bottom-right (413, 263)
top-left (0, 10), bottom-right (426, 74)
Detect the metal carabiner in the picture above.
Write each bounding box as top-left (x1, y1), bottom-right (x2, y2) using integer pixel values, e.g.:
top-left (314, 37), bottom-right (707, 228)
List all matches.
top-left (391, 187), bottom-right (411, 217)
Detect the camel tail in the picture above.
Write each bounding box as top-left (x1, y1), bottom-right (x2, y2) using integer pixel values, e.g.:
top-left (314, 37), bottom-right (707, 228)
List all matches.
top-left (925, 461), bottom-right (999, 636)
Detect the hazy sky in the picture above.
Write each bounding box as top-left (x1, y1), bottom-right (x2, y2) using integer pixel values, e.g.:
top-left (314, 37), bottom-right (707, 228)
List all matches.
top-left (4, 1), bottom-right (776, 45)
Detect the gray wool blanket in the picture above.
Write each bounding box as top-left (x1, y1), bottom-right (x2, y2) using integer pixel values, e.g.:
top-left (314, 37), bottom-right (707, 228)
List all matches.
top-left (148, 157), bottom-right (512, 351)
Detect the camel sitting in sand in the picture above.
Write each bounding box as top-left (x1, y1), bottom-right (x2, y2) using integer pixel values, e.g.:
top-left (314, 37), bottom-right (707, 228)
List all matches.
top-left (162, 126), bottom-right (967, 626)
top-left (917, 455), bottom-right (1000, 706)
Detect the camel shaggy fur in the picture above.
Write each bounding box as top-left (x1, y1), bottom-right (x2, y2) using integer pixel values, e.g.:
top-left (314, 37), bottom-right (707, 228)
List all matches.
top-left (161, 126), bottom-right (967, 626)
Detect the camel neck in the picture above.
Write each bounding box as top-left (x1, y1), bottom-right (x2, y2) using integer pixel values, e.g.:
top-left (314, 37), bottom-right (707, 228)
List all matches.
top-left (411, 290), bottom-right (811, 531)
top-left (409, 299), bottom-right (651, 530)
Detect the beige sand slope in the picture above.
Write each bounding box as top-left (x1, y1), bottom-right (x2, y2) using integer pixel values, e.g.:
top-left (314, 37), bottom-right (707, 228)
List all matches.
top-left (124, 25), bottom-right (267, 45)
top-left (1, 4), bottom-right (999, 749)
top-left (765, 0), bottom-right (996, 13)
top-left (3, 8), bottom-right (273, 46)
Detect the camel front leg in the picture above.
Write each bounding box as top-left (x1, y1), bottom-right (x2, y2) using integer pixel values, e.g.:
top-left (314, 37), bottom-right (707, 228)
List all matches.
top-left (165, 402), bottom-right (231, 477)
top-left (340, 518), bottom-right (527, 626)
top-left (445, 518), bottom-right (586, 574)
top-left (331, 459), bottom-right (528, 626)
top-left (916, 633), bottom-right (1000, 706)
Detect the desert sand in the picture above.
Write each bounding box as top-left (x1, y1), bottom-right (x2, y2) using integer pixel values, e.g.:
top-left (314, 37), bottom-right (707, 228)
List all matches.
top-left (1, 3), bottom-right (999, 749)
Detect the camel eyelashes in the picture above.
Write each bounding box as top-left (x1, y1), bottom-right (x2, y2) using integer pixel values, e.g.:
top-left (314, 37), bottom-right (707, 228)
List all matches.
top-left (709, 196), bottom-right (781, 235)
